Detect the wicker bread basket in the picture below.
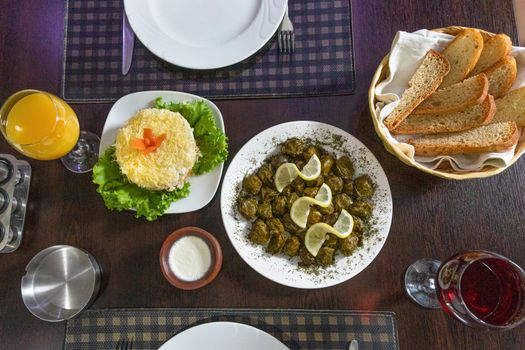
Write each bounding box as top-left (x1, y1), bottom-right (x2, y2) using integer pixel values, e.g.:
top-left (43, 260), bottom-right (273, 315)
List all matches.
top-left (368, 26), bottom-right (525, 179)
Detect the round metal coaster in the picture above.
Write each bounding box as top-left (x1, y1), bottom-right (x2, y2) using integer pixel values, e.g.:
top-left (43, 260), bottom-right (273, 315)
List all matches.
top-left (21, 245), bottom-right (101, 322)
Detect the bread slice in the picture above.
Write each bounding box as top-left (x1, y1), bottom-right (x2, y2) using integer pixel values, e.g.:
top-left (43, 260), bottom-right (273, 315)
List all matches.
top-left (408, 121), bottom-right (520, 156)
top-left (439, 29), bottom-right (484, 88)
top-left (393, 95), bottom-right (495, 134)
top-left (469, 33), bottom-right (512, 77)
top-left (485, 55), bottom-right (517, 98)
top-left (492, 86), bottom-right (525, 125)
top-left (384, 50), bottom-right (450, 130)
top-left (413, 74), bottom-right (488, 115)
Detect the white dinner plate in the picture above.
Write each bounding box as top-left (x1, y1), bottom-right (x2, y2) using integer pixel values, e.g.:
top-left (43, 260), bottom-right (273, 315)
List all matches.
top-left (124, 0), bottom-right (288, 69)
top-left (158, 322), bottom-right (289, 350)
top-left (100, 90), bottom-right (225, 214)
top-left (220, 121), bottom-right (393, 289)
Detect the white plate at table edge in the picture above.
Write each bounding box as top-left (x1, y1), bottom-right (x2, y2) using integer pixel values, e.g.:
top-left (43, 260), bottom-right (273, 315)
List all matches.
top-left (220, 121), bottom-right (393, 289)
top-left (158, 321), bottom-right (289, 350)
top-left (124, 0), bottom-right (288, 70)
top-left (100, 90), bottom-right (225, 214)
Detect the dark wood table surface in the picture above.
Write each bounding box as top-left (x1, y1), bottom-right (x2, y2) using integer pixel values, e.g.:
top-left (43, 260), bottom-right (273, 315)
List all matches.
top-left (1, 0), bottom-right (524, 349)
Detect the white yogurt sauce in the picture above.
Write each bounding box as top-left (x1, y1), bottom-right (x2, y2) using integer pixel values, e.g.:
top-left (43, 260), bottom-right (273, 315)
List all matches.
top-left (168, 235), bottom-right (212, 281)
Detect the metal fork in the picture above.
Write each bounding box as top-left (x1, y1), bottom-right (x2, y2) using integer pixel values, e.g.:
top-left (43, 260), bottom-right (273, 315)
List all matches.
top-left (115, 339), bottom-right (133, 350)
top-left (278, 7), bottom-right (294, 53)
top-left (348, 339), bottom-right (359, 350)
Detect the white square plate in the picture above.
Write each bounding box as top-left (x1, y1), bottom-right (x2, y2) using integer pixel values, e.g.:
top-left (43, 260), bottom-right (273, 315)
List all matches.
top-left (100, 90), bottom-right (225, 214)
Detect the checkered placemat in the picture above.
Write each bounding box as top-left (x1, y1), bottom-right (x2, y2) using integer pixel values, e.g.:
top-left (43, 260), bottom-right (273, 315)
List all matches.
top-left (64, 309), bottom-right (398, 350)
top-left (62, 0), bottom-right (355, 102)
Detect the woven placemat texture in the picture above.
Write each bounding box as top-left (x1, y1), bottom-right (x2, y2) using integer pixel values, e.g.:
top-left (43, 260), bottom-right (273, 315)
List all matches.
top-left (62, 0), bottom-right (355, 102)
top-left (64, 308), bottom-right (397, 350)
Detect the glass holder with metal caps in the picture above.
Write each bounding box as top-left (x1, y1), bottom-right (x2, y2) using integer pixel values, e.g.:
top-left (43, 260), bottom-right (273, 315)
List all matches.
top-left (0, 153), bottom-right (31, 253)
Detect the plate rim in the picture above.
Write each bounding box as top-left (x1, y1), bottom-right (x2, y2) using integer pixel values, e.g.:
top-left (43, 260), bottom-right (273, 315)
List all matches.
top-left (220, 120), bottom-right (393, 289)
top-left (158, 321), bottom-right (288, 350)
top-left (100, 90), bottom-right (225, 214)
top-left (123, 0), bottom-right (288, 70)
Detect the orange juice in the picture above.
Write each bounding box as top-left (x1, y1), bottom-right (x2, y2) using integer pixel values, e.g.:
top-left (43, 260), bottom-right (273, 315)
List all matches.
top-left (4, 92), bottom-right (79, 160)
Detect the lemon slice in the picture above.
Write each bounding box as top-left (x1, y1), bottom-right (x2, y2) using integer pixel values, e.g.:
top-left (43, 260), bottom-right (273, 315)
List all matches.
top-left (304, 223), bottom-right (330, 257)
top-left (299, 154), bottom-right (321, 180)
top-left (290, 183), bottom-right (333, 227)
top-left (332, 209), bottom-right (354, 238)
top-left (274, 155), bottom-right (321, 192)
top-left (304, 210), bottom-right (354, 256)
top-left (274, 163), bottom-right (299, 192)
top-left (314, 183), bottom-right (332, 208)
top-left (290, 197), bottom-right (316, 228)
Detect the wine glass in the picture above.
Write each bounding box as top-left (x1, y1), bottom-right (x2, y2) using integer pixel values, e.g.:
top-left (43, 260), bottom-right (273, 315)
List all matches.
top-left (0, 89), bottom-right (99, 173)
top-left (404, 250), bottom-right (525, 330)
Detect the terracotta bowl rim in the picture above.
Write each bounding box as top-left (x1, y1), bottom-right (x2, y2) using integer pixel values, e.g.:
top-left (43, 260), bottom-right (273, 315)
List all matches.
top-left (159, 226), bottom-right (223, 290)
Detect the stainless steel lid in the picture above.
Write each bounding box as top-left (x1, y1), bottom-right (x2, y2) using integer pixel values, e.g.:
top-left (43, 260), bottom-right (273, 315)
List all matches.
top-left (21, 245), bottom-right (101, 322)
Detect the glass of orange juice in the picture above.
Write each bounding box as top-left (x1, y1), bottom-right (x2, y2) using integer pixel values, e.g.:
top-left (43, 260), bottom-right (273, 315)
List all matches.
top-left (0, 90), bottom-right (99, 173)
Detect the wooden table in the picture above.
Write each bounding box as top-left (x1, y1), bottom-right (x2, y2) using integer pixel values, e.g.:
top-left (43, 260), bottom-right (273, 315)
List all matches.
top-left (1, 0), bottom-right (524, 349)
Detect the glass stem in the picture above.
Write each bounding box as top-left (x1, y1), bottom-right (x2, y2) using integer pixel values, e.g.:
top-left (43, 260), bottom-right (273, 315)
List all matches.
top-left (68, 138), bottom-right (91, 164)
top-left (61, 130), bottom-right (100, 174)
top-left (404, 258), bottom-right (442, 309)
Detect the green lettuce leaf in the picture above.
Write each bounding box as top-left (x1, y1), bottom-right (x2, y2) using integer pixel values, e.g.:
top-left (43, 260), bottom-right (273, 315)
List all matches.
top-left (155, 98), bottom-right (229, 174)
top-left (92, 146), bottom-right (190, 221)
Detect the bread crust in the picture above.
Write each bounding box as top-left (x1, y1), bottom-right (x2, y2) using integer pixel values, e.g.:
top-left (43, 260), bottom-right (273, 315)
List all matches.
top-left (493, 86), bottom-right (525, 125)
top-left (392, 94), bottom-right (495, 134)
top-left (384, 50), bottom-right (450, 130)
top-left (469, 33), bottom-right (512, 77)
top-left (485, 55), bottom-right (517, 98)
top-left (480, 94), bottom-right (496, 125)
top-left (413, 73), bottom-right (488, 115)
top-left (408, 122), bottom-right (520, 156)
top-left (439, 28), bottom-right (484, 88)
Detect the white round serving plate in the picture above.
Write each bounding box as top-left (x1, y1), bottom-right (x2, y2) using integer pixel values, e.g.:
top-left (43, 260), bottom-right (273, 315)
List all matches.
top-left (220, 121), bottom-right (393, 289)
top-left (158, 322), bottom-right (288, 350)
top-left (100, 90), bottom-right (225, 214)
top-left (124, 0), bottom-right (288, 70)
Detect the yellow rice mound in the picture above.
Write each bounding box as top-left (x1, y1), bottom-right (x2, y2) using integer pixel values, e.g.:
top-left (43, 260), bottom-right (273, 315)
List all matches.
top-left (115, 108), bottom-right (199, 191)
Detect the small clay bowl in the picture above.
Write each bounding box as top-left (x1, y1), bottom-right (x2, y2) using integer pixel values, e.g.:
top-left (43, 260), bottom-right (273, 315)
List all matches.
top-left (160, 226), bottom-right (222, 290)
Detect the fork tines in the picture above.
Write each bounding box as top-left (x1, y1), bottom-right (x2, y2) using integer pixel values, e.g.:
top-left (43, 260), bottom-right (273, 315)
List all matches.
top-left (278, 31), bottom-right (295, 53)
top-left (278, 7), bottom-right (294, 54)
top-left (116, 339), bottom-right (133, 350)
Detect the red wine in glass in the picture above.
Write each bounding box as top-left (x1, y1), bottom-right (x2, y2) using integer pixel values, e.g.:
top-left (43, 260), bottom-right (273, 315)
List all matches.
top-left (405, 251), bottom-right (525, 330)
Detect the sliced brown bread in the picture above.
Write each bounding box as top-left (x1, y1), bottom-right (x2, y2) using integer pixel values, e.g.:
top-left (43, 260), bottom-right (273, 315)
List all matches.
top-left (384, 50), bottom-right (450, 130)
top-left (408, 121), bottom-right (520, 156)
top-left (469, 33), bottom-right (512, 77)
top-left (485, 55), bottom-right (517, 98)
top-left (439, 29), bottom-right (484, 88)
top-left (413, 73), bottom-right (488, 115)
top-left (492, 86), bottom-right (525, 125)
top-left (393, 94), bottom-right (495, 134)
